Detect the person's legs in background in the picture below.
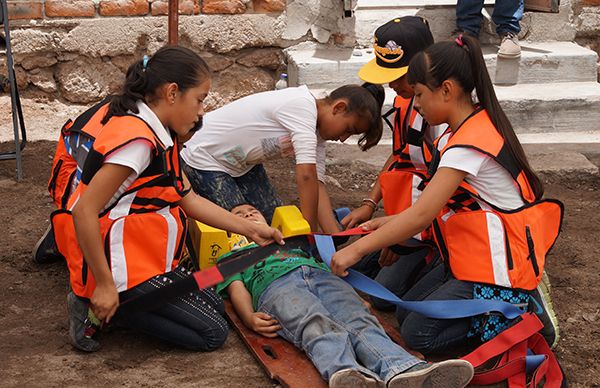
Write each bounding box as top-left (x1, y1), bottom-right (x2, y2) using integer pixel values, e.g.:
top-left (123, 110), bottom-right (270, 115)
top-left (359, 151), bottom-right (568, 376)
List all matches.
top-left (182, 163), bottom-right (246, 211)
top-left (456, 0), bottom-right (485, 36)
top-left (493, 0), bottom-right (524, 58)
top-left (235, 164), bottom-right (283, 223)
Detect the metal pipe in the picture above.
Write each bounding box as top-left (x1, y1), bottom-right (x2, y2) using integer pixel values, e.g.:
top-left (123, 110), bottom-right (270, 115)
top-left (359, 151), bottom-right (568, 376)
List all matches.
top-left (168, 0), bottom-right (179, 45)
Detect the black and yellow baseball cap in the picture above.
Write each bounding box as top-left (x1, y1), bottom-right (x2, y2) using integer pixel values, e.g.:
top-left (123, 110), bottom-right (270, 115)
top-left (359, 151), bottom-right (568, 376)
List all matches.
top-left (359, 16), bottom-right (434, 85)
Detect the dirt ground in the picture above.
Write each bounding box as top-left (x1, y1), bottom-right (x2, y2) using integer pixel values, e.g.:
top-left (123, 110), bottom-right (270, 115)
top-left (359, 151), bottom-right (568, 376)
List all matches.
top-left (0, 140), bottom-right (598, 387)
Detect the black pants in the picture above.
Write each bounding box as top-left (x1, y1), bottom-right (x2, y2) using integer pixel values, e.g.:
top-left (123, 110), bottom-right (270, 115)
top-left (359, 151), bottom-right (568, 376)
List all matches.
top-left (117, 267), bottom-right (229, 351)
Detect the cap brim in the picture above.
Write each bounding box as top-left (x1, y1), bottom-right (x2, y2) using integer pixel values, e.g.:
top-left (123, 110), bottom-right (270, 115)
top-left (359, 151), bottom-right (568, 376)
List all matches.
top-left (358, 58), bottom-right (408, 85)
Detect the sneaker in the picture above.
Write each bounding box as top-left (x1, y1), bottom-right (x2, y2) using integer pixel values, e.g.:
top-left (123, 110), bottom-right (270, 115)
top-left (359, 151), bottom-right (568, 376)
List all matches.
top-left (529, 272), bottom-right (560, 349)
top-left (387, 360), bottom-right (474, 388)
top-left (329, 369), bottom-right (381, 388)
top-left (67, 292), bottom-right (101, 352)
top-left (32, 225), bottom-right (63, 264)
top-left (498, 32), bottom-right (521, 58)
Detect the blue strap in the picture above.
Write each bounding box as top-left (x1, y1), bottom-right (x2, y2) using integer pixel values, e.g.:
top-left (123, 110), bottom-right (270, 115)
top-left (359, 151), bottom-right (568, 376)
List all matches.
top-left (314, 234), bottom-right (523, 320)
top-left (525, 349), bottom-right (546, 374)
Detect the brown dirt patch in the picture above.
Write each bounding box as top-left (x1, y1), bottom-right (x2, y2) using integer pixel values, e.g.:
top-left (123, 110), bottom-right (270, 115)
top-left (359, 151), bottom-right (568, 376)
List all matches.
top-left (0, 141), bottom-right (598, 387)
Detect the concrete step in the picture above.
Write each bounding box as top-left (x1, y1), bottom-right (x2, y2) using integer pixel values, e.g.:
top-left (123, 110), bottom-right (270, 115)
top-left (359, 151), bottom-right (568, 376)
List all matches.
top-left (286, 42), bottom-right (598, 89)
top-left (352, 1), bottom-right (576, 46)
top-left (311, 81), bottom-right (600, 135)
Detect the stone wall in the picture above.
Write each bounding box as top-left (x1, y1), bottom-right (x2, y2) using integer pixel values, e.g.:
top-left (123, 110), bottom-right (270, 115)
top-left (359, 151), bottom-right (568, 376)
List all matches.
top-left (574, 0), bottom-right (600, 79)
top-left (0, 0), bottom-right (354, 107)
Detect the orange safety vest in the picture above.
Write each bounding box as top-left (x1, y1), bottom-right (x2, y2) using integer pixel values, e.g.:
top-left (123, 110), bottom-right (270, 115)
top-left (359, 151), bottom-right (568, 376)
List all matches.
top-left (430, 108), bottom-right (563, 290)
top-left (379, 96), bottom-right (446, 242)
top-left (51, 109), bottom-right (190, 299)
top-left (47, 99), bottom-right (110, 209)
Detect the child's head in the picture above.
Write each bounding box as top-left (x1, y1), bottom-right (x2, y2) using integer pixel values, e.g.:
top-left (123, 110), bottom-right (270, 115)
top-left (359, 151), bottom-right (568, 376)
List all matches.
top-left (317, 84), bottom-right (384, 151)
top-left (407, 34), bottom-right (544, 199)
top-left (358, 16), bottom-right (433, 98)
top-left (231, 204), bottom-right (268, 225)
top-left (103, 45), bottom-right (211, 140)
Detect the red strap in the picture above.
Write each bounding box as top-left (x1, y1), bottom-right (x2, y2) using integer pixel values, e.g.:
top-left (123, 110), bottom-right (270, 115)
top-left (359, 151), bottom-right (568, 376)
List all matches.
top-left (194, 266), bottom-right (224, 289)
top-left (462, 313), bottom-right (542, 367)
top-left (462, 313), bottom-right (565, 388)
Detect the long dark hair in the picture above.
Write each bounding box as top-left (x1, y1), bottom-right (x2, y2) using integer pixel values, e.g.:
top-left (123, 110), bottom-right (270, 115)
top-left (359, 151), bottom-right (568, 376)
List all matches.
top-left (407, 34), bottom-right (543, 199)
top-left (102, 45), bottom-right (210, 124)
top-left (327, 83), bottom-right (384, 151)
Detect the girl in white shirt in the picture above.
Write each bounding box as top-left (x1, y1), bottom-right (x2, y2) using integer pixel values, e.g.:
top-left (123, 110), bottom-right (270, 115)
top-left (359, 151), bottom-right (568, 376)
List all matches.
top-left (181, 83), bottom-right (384, 232)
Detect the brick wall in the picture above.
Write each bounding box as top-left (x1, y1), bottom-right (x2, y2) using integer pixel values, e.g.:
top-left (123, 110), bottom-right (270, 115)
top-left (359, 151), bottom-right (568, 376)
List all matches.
top-left (4, 0), bottom-right (286, 20)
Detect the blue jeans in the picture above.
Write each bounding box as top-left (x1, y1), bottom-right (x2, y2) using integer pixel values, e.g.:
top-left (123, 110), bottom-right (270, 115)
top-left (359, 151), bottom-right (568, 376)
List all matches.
top-left (257, 266), bottom-right (422, 382)
top-left (183, 162), bottom-right (282, 223)
top-left (117, 267), bottom-right (229, 351)
top-left (456, 0), bottom-right (524, 36)
top-left (394, 263), bottom-right (476, 355)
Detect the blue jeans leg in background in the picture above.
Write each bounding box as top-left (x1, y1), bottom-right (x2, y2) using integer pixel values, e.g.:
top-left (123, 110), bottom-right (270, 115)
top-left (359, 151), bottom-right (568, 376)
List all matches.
top-left (492, 0), bottom-right (523, 35)
top-left (183, 163), bottom-right (282, 223)
top-left (396, 264), bottom-right (474, 355)
top-left (456, 0), bottom-right (485, 36)
top-left (233, 164), bottom-right (283, 223)
top-left (257, 267), bottom-right (422, 382)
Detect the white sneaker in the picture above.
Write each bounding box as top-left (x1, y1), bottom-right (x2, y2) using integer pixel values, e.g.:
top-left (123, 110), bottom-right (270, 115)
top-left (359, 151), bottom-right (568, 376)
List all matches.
top-left (498, 32), bottom-right (521, 58)
top-left (329, 369), bottom-right (381, 388)
top-left (387, 360), bottom-right (473, 388)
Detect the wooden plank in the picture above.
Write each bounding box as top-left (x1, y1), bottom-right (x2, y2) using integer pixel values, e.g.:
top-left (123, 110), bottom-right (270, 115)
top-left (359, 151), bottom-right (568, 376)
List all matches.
top-left (524, 0), bottom-right (560, 12)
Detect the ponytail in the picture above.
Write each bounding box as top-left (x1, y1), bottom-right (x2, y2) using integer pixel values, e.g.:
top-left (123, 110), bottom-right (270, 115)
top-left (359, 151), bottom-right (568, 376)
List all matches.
top-left (102, 45), bottom-right (210, 124)
top-left (408, 35), bottom-right (544, 199)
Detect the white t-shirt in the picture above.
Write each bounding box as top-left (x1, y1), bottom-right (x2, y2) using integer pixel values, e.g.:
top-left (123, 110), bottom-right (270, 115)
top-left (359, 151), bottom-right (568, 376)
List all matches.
top-left (438, 147), bottom-right (525, 211)
top-left (181, 86), bottom-right (326, 181)
top-left (102, 101), bottom-right (173, 209)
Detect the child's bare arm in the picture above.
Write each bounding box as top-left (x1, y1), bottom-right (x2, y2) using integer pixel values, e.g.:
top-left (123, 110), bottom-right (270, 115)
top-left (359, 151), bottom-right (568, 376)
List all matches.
top-left (295, 163), bottom-right (319, 232)
top-left (227, 281), bottom-right (281, 338)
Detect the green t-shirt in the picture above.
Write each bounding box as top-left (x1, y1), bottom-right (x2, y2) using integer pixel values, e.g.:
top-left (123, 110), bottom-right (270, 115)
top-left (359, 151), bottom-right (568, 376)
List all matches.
top-left (216, 243), bottom-right (330, 309)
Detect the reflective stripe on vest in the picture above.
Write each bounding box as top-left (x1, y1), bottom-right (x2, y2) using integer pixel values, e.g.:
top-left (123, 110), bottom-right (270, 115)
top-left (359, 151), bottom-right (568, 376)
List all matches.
top-left (430, 108), bottom-right (564, 290)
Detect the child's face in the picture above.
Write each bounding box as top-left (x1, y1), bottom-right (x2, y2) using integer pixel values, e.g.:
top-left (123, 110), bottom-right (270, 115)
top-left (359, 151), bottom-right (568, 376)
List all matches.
top-left (168, 79), bottom-right (211, 142)
top-left (231, 204), bottom-right (268, 224)
top-left (318, 100), bottom-right (370, 143)
top-left (389, 74), bottom-right (414, 99)
top-left (412, 82), bottom-right (446, 126)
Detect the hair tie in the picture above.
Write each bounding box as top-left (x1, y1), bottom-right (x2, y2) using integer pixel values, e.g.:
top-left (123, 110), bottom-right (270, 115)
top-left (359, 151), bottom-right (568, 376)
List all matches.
top-left (455, 34), bottom-right (464, 47)
top-left (142, 55), bottom-right (150, 71)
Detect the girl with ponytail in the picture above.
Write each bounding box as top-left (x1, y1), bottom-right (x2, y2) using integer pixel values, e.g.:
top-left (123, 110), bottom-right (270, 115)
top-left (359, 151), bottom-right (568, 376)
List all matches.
top-left (51, 45), bottom-right (283, 352)
top-left (330, 34), bottom-right (562, 356)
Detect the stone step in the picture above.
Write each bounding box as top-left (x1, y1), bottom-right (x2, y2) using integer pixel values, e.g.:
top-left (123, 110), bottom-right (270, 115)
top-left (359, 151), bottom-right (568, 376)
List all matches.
top-left (286, 42), bottom-right (598, 89)
top-left (311, 81), bottom-right (600, 135)
top-left (352, 2), bottom-right (576, 46)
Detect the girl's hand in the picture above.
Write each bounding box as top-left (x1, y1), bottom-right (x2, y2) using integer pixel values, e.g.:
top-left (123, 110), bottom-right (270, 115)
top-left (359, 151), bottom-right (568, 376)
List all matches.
top-left (359, 215), bottom-right (394, 231)
top-left (250, 312), bottom-right (282, 338)
top-left (90, 282), bottom-right (119, 323)
top-left (248, 223), bottom-right (284, 246)
top-left (378, 247), bottom-right (400, 267)
top-left (340, 206), bottom-right (374, 229)
top-left (331, 244), bottom-right (364, 277)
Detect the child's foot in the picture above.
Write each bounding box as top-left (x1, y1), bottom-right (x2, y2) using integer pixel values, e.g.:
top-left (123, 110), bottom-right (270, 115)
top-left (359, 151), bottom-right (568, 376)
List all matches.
top-left (32, 225), bottom-right (63, 264)
top-left (387, 360), bottom-right (473, 388)
top-left (329, 369), bottom-right (381, 388)
top-left (67, 292), bottom-right (100, 352)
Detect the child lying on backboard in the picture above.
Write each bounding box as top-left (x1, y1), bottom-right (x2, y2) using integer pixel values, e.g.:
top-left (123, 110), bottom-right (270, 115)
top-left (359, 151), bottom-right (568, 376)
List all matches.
top-left (217, 204), bottom-right (474, 387)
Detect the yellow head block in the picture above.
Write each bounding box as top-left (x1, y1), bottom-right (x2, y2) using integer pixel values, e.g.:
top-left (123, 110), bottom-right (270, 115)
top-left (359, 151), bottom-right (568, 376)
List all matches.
top-left (271, 205), bottom-right (311, 237)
